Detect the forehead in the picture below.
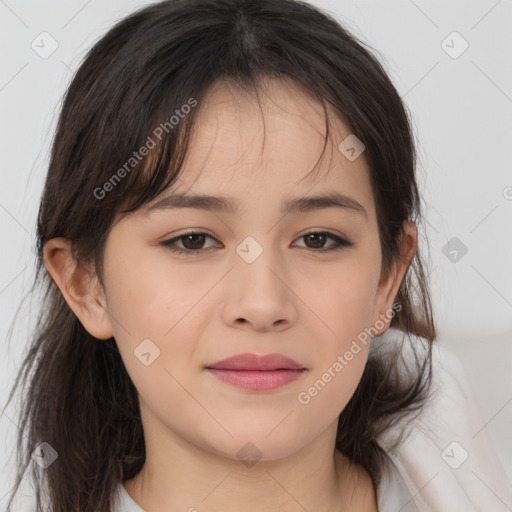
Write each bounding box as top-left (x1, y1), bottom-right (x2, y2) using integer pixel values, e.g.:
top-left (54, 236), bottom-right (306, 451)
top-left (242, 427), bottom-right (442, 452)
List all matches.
top-left (171, 77), bottom-right (373, 207)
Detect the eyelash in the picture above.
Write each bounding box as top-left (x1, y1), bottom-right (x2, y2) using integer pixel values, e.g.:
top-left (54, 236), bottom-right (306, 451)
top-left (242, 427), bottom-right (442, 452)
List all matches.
top-left (160, 231), bottom-right (354, 256)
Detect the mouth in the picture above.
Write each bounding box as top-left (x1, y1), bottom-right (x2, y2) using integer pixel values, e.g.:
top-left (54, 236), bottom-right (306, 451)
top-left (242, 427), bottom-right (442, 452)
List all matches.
top-left (205, 352), bottom-right (307, 391)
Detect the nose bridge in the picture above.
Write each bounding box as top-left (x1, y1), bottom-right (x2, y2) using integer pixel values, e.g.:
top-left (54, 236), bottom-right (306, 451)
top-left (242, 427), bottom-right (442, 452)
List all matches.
top-left (224, 233), bottom-right (295, 331)
top-left (233, 233), bottom-right (281, 287)
top-left (231, 229), bottom-right (302, 309)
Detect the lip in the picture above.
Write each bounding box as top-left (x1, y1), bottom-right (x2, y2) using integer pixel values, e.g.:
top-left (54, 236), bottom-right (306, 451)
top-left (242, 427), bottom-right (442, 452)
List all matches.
top-left (206, 353), bottom-right (305, 371)
top-left (205, 353), bottom-right (306, 391)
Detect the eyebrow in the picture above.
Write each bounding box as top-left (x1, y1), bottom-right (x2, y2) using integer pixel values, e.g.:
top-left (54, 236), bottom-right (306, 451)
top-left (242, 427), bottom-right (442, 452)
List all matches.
top-left (146, 191), bottom-right (367, 219)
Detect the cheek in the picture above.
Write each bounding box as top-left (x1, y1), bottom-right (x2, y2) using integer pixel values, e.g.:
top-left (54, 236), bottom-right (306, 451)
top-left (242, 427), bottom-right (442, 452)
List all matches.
top-left (295, 252), bottom-right (379, 404)
top-left (296, 295), bottom-right (372, 424)
top-left (105, 245), bottom-right (213, 340)
top-left (297, 344), bottom-right (369, 420)
top-left (302, 255), bottom-right (380, 342)
top-left (104, 248), bottom-right (214, 400)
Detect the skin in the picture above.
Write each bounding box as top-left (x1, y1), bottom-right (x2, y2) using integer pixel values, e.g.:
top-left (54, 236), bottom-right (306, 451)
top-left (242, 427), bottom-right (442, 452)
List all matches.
top-left (43, 77), bottom-right (417, 512)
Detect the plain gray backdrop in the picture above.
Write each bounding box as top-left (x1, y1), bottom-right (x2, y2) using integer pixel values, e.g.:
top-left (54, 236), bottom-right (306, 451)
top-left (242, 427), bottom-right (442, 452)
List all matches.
top-left (1, 0), bottom-right (511, 507)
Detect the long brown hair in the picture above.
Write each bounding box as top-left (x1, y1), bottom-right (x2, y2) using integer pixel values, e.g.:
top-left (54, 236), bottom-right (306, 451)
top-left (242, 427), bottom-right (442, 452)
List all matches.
top-left (3, 0), bottom-right (436, 510)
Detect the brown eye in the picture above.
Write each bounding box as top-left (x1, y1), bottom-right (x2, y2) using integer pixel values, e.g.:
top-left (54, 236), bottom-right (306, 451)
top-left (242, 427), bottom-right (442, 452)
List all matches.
top-left (294, 231), bottom-right (353, 253)
top-left (160, 232), bottom-right (220, 255)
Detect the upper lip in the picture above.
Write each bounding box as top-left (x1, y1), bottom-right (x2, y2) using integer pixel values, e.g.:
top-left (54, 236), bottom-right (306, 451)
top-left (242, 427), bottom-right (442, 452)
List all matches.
top-left (206, 353), bottom-right (305, 371)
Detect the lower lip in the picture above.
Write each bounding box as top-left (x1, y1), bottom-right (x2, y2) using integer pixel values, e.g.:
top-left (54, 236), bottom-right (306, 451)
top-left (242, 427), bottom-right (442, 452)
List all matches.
top-left (206, 369), bottom-right (306, 391)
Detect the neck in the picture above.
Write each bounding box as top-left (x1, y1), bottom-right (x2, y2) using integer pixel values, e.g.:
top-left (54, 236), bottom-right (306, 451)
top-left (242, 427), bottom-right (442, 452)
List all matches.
top-left (123, 408), bottom-right (377, 512)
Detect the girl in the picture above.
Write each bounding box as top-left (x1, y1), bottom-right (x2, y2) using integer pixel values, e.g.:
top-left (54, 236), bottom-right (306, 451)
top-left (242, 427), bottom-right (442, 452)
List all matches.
top-left (3, 0), bottom-right (510, 511)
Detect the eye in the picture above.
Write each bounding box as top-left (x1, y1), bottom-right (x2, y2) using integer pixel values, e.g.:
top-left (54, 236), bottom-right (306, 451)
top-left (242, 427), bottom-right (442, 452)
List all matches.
top-left (293, 231), bottom-right (354, 253)
top-left (160, 230), bottom-right (353, 256)
top-left (160, 231), bottom-right (220, 255)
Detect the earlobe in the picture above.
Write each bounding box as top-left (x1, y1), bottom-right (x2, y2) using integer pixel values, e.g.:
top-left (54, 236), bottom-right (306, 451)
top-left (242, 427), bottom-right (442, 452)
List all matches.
top-left (370, 220), bottom-right (417, 336)
top-left (43, 238), bottom-right (114, 340)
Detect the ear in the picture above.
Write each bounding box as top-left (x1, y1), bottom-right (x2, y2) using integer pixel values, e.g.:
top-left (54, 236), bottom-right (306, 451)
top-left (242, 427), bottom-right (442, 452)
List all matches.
top-left (370, 220), bottom-right (417, 336)
top-left (43, 237), bottom-right (114, 340)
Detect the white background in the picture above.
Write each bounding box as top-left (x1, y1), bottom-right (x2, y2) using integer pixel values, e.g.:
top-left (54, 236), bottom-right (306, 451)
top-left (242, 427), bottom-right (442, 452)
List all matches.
top-left (1, 0), bottom-right (511, 507)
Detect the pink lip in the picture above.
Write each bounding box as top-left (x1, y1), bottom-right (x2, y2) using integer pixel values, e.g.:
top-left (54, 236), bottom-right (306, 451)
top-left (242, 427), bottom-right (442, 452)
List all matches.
top-left (207, 352), bottom-right (304, 371)
top-left (205, 353), bottom-right (306, 391)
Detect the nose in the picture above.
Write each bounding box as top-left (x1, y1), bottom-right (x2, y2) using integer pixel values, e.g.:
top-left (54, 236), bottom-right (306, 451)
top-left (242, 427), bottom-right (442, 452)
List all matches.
top-left (221, 242), bottom-right (298, 333)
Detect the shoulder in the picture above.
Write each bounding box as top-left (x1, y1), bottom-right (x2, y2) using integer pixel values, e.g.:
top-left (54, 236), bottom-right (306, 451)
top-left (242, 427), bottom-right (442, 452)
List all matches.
top-left (374, 328), bottom-right (512, 511)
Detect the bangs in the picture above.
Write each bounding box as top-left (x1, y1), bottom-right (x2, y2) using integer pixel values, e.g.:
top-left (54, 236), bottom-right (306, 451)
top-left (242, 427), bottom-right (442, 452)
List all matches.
top-left (111, 73), bottom-right (337, 220)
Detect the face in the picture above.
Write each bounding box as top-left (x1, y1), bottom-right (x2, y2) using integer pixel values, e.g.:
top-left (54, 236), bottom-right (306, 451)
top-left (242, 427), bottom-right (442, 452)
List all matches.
top-left (45, 77), bottom-right (414, 464)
